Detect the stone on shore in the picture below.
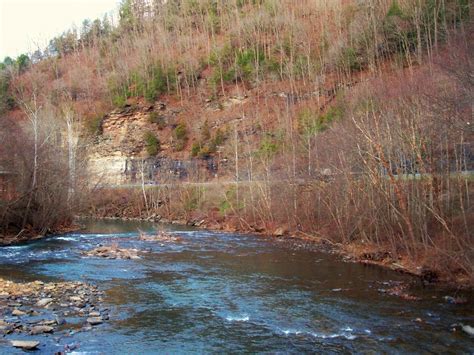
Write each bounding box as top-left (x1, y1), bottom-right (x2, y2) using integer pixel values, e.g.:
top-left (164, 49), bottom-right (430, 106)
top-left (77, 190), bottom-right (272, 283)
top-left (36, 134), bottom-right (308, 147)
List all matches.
top-left (273, 227), bottom-right (287, 237)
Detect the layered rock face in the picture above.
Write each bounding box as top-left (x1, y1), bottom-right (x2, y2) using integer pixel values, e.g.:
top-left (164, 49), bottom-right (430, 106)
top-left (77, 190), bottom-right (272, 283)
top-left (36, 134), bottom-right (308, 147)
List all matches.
top-left (87, 100), bottom-right (223, 186)
top-left (88, 105), bottom-right (158, 185)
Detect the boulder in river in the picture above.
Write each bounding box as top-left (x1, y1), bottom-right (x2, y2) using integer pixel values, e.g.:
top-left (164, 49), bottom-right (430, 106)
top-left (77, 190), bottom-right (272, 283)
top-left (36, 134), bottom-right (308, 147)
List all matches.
top-left (11, 340), bottom-right (40, 350)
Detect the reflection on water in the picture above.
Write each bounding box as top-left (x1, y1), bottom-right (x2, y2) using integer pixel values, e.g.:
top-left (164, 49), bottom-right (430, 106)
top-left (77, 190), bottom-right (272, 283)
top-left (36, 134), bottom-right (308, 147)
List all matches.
top-left (0, 218), bottom-right (472, 353)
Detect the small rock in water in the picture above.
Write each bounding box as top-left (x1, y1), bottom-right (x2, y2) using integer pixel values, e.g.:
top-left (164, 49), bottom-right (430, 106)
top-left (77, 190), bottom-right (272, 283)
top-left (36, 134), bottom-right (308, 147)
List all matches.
top-left (89, 311), bottom-right (100, 317)
top-left (12, 309), bottom-right (26, 316)
top-left (462, 324), bottom-right (474, 336)
top-left (87, 317), bottom-right (103, 325)
top-left (30, 325), bottom-right (54, 335)
top-left (36, 298), bottom-right (53, 307)
top-left (55, 317), bottom-right (66, 325)
top-left (70, 296), bottom-right (82, 302)
top-left (11, 340), bottom-right (40, 350)
top-left (64, 342), bottom-right (78, 352)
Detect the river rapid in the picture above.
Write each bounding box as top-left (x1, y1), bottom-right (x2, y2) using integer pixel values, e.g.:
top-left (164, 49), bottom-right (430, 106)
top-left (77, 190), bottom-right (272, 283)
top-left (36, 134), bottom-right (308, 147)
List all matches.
top-left (0, 219), bottom-right (472, 354)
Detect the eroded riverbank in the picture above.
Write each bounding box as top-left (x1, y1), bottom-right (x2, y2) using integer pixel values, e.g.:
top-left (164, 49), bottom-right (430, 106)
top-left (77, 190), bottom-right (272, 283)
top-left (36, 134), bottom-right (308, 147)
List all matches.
top-left (0, 219), bottom-right (473, 353)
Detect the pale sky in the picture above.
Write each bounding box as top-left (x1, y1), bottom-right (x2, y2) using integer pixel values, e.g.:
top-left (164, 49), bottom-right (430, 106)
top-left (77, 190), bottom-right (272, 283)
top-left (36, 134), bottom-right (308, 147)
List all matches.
top-left (0, 0), bottom-right (120, 60)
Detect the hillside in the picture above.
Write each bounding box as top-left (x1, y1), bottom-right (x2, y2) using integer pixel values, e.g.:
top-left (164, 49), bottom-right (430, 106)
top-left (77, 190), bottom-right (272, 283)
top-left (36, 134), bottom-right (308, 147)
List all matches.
top-left (0, 0), bottom-right (472, 285)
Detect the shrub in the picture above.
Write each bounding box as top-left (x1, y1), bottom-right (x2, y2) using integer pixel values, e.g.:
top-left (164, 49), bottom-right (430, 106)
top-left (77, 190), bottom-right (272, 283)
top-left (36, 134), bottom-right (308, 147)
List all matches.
top-left (192, 127), bottom-right (226, 158)
top-left (235, 48), bottom-right (262, 81)
top-left (144, 65), bottom-right (170, 102)
top-left (144, 130), bottom-right (160, 156)
top-left (201, 120), bottom-right (211, 141)
top-left (174, 122), bottom-right (187, 141)
top-left (257, 134), bottom-right (279, 159)
top-left (209, 128), bottom-right (225, 151)
top-left (386, 0), bottom-right (404, 18)
top-left (112, 92), bottom-right (128, 108)
top-left (173, 123), bottom-right (188, 151)
top-left (298, 105), bottom-right (344, 135)
top-left (198, 145), bottom-right (212, 158)
top-left (0, 71), bottom-right (15, 114)
top-left (86, 114), bottom-right (104, 136)
top-left (149, 112), bottom-right (167, 129)
top-left (191, 142), bottom-right (201, 157)
top-left (174, 140), bottom-right (186, 152)
top-left (219, 186), bottom-right (243, 216)
top-left (183, 188), bottom-right (201, 212)
top-left (339, 47), bottom-right (363, 72)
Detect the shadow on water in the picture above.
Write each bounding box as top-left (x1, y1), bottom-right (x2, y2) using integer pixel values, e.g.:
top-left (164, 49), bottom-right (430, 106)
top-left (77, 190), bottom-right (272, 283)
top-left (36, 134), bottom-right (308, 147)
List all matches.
top-left (0, 218), bottom-right (472, 353)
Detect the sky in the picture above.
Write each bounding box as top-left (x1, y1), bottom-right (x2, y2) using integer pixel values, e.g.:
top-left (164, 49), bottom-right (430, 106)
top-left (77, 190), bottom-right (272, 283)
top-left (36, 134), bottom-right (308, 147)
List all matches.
top-left (0, 0), bottom-right (120, 60)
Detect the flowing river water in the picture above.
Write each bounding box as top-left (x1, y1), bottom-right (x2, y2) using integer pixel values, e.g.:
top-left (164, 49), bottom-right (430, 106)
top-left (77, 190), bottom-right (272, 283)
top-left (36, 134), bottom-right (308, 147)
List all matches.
top-left (0, 219), bottom-right (472, 354)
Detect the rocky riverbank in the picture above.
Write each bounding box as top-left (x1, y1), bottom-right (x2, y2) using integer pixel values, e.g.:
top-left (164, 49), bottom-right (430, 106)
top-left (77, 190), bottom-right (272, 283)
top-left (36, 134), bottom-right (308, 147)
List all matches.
top-left (0, 278), bottom-right (109, 351)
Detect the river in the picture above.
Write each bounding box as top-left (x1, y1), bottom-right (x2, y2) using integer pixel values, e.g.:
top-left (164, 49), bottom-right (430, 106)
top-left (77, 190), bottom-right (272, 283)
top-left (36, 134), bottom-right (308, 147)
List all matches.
top-left (0, 219), bottom-right (472, 353)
